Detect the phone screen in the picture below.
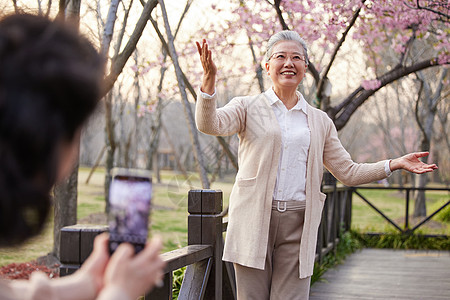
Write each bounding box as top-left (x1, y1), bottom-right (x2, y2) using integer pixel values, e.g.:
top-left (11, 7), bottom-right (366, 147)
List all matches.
top-left (108, 173), bottom-right (152, 254)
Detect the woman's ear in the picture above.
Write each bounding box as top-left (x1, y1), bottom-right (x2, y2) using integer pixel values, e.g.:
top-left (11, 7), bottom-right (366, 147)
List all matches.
top-left (265, 62), bottom-right (270, 75)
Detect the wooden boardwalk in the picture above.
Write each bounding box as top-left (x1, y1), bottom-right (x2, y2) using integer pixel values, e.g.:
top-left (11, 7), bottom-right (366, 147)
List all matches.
top-left (310, 249), bottom-right (450, 300)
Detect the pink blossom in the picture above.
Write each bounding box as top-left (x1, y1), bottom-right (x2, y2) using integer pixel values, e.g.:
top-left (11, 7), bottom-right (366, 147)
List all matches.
top-left (130, 65), bottom-right (139, 73)
top-left (361, 79), bottom-right (382, 90)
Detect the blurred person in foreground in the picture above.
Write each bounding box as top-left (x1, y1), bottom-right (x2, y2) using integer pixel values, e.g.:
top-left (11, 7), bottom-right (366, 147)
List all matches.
top-left (0, 13), bottom-right (165, 300)
top-left (195, 31), bottom-right (437, 300)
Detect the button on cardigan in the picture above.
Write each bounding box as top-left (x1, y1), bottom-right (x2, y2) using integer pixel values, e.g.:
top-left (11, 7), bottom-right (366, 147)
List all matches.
top-left (195, 91), bottom-right (388, 278)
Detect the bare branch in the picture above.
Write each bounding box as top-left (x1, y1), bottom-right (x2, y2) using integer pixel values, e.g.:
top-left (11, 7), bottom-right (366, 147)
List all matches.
top-left (431, 69), bottom-right (448, 111)
top-left (398, 28), bottom-right (417, 67)
top-left (174, 0), bottom-right (193, 39)
top-left (11, 0), bottom-right (18, 13)
top-left (45, 0), bottom-right (52, 17)
top-left (149, 16), bottom-right (198, 99)
top-left (317, 2), bottom-right (365, 102)
top-left (103, 0), bottom-right (159, 96)
top-left (333, 58), bottom-right (445, 130)
top-left (403, 0), bottom-right (450, 21)
top-left (113, 0), bottom-right (134, 58)
top-left (414, 77), bottom-right (427, 144)
top-left (100, 0), bottom-right (120, 58)
top-left (57, 0), bottom-right (66, 20)
top-left (273, 0), bottom-right (289, 30)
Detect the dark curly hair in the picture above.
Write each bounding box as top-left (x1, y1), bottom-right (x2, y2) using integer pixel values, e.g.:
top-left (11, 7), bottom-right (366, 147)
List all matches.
top-left (0, 14), bottom-right (104, 246)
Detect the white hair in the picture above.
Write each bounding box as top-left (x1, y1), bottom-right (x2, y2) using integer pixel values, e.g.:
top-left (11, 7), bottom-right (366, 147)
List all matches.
top-left (265, 30), bottom-right (309, 65)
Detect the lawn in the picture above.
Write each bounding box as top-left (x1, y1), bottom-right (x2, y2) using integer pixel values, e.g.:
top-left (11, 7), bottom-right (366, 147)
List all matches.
top-left (351, 186), bottom-right (450, 235)
top-left (0, 167), bottom-right (448, 267)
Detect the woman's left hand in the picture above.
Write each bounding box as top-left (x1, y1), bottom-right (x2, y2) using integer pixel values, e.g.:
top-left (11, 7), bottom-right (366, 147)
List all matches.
top-left (389, 152), bottom-right (438, 174)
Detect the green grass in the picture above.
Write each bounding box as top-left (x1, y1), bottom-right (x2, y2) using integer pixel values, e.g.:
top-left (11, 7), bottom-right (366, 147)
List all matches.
top-left (351, 187), bottom-right (450, 235)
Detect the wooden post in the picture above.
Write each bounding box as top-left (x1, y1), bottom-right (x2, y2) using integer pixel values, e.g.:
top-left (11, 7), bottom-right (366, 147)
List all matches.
top-left (188, 190), bottom-right (223, 300)
top-left (345, 189), bottom-right (353, 232)
top-left (59, 225), bottom-right (108, 276)
top-left (147, 273), bottom-right (173, 299)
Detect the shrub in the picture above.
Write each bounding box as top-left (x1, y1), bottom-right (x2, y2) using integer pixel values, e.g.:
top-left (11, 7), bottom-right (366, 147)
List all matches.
top-left (311, 230), bottom-right (363, 285)
top-left (353, 231), bottom-right (450, 250)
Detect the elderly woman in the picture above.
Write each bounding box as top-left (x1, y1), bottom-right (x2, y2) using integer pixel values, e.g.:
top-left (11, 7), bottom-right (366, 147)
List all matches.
top-left (195, 30), bottom-right (437, 300)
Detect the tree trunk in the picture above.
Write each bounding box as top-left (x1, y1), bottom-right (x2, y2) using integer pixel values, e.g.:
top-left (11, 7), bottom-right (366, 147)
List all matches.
top-left (52, 162), bottom-right (78, 259)
top-left (51, 0), bottom-right (81, 260)
top-left (413, 69), bottom-right (447, 217)
top-left (104, 91), bottom-right (116, 212)
top-left (158, 0), bottom-right (210, 189)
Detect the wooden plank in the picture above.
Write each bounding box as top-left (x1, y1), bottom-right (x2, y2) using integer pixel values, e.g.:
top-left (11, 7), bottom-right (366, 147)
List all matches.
top-left (147, 272), bottom-right (173, 300)
top-left (310, 249), bottom-right (450, 300)
top-left (178, 258), bottom-right (212, 300)
top-left (160, 244), bottom-right (213, 273)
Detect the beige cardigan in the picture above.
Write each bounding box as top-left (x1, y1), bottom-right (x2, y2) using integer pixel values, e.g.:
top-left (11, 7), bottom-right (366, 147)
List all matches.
top-left (195, 92), bottom-right (387, 278)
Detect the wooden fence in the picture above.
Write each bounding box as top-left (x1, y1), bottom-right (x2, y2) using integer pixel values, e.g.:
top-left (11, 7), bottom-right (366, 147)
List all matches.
top-left (59, 185), bottom-right (352, 299)
top-left (352, 186), bottom-right (450, 236)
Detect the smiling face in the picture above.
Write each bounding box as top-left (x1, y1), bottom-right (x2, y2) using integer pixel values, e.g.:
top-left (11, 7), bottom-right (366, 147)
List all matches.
top-left (265, 40), bottom-right (308, 93)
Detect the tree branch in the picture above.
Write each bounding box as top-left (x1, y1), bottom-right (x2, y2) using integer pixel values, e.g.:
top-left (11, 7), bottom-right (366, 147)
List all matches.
top-left (414, 76), bottom-right (427, 144)
top-left (149, 16), bottom-right (198, 99)
top-left (431, 69), bottom-right (448, 111)
top-left (333, 58), bottom-right (445, 130)
top-left (273, 0), bottom-right (289, 30)
top-left (398, 27), bottom-right (417, 67)
top-left (100, 0), bottom-right (120, 59)
top-left (113, 0), bottom-right (134, 58)
top-left (403, 0), bottom-right (450, 21)
top-left (45, 0), bottom-right (52, 17)
top-left (317, 2), bottom-right (364, 104)
top-left (57, 0), bottom-right (66, 21)
top-left (103, 0), bottom-right (159, 96)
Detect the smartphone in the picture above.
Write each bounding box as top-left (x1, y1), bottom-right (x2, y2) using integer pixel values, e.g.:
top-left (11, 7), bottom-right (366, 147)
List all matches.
top-left (108, 168), bottom-right (152, 254)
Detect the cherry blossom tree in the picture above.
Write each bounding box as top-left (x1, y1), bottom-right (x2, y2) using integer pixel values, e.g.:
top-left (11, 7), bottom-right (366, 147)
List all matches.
top-left (188, 0), bottom-right (448, 131)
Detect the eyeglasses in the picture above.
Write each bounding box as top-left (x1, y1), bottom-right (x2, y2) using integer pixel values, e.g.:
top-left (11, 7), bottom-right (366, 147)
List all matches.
top-left (269, 51), bottom-right (306, 63)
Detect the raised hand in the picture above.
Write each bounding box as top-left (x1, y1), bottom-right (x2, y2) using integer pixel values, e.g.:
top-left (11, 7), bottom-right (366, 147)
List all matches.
top-left (390, 152), bottom-right (438, 174)
top-left (196, 39), bottom-right (217, 95)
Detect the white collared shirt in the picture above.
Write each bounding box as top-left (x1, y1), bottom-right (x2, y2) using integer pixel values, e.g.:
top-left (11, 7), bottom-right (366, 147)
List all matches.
top-left (266, 87), bottom-right (310, 201)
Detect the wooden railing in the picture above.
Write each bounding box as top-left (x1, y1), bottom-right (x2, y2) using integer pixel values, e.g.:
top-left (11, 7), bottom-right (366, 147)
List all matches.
top-left (60, 186), bottom-right (352, 299)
